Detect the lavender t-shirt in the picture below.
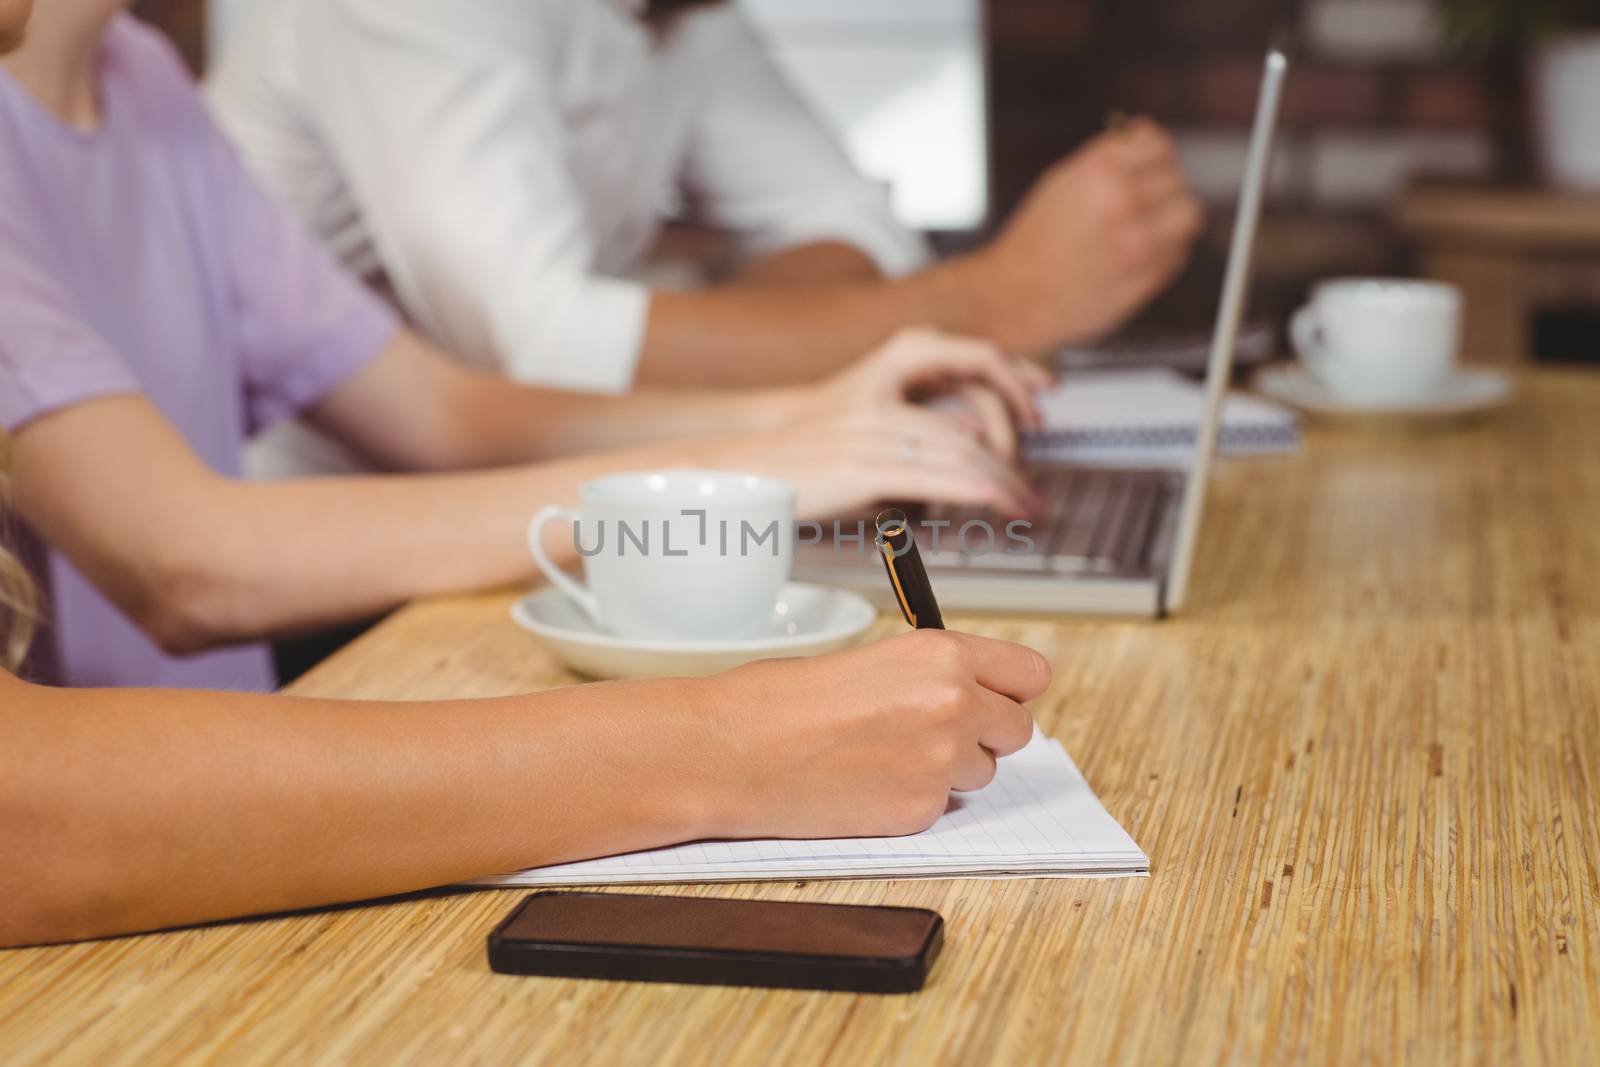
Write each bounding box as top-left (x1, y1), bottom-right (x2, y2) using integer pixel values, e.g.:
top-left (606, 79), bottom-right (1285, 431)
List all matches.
top-left (0, 17), bottom-right (399, 690)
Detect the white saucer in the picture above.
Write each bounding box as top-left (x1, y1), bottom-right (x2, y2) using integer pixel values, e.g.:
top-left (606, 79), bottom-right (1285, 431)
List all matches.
top-left (1255, 364), bottom-right (1514, 419)
top-left (510, 582), bottom-right (877, 679)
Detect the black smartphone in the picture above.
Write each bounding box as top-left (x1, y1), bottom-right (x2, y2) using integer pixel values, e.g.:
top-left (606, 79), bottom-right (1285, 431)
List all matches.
top-left (487, 891), bottom-right (943, 994)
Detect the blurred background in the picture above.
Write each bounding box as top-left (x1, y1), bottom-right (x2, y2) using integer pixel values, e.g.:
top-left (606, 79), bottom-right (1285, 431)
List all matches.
top-left (142, 0), bottom-right (1600, 366)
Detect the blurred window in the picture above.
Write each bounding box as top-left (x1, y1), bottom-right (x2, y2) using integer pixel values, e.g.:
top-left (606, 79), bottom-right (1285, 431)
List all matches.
top-left (739, 0), bottom-right (990, 233)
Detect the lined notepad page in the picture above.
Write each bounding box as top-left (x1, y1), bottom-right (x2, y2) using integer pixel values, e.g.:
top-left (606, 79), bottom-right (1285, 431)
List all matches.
top-left (1029, 367), bottom-right (1300, 467)
top-left (470, 732), bottom-right (1148, 888)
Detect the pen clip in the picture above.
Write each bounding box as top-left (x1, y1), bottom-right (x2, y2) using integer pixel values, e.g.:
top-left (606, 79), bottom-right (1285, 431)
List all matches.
top-left (879, 539), bottom-right (918, 629)
top-left (874, 509), bottom-right (919, 629)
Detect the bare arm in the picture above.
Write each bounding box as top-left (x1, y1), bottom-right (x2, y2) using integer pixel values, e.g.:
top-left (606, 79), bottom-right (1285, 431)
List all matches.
top-left (10, 329), bottom-right (1041, 654)
top-left (308, 328), bottom-right (806, 472)
top-left (10, 396), bottom-right (740, 651)
top-left (638, 259), bottom-right (989, 388)
top-left (305, 324), bottom-right (1044, 474)
top-left (0, 671), bottom-right (707, 945)
top-left (727, 240), bottom-right (884, 289)
top-left (635, 121), bottom-right (1206, 389)
top-left (0, 631), bottom-right (1048, 947)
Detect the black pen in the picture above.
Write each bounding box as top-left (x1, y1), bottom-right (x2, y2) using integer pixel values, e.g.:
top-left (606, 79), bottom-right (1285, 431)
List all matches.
top-left (875, 509), bottom-right (945, 631)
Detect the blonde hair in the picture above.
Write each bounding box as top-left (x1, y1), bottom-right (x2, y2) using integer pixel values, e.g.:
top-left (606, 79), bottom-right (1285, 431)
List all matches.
top-left (0, 469), bottom-right (38, 673)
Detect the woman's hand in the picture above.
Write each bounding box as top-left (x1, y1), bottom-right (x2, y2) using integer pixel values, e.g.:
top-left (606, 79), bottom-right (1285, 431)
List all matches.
top-left (712, 404), bottom-right (1038, 518)
top-left (790, 328), bottom-right (1053, 459)
top-left (683, 630), bottom-right (1050, 841)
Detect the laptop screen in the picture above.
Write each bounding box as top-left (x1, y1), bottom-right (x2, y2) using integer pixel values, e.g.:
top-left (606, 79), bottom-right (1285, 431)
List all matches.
top-left (1164, 46), bottom-right (1289, 613)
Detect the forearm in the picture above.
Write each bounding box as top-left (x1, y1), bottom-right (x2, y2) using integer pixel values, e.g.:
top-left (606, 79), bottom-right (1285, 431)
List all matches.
top-left (0, 675), bottom-right (712, 946)
top-left (173, 442), bottom-right (721, 647)
top-left (727, 240), bottom-right (883, 289)
top-left (0, 624), bottom-right (1055, 946)
top-left (309, 331), bottom-right (807, 474)
top-left (16, 384), bottom-right (1023, 661)
top-left (635, 254), bottom-right (1000, 389)
top-left (435, 371), bottom-right (807, 470)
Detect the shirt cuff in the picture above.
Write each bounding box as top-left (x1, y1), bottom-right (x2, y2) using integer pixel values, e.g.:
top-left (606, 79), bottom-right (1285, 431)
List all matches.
top-left (496, 276), bottom-right (650, 395)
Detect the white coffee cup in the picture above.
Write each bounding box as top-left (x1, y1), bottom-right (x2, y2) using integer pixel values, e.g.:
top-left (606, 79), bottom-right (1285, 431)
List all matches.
top-left (529, 470), bottom-right (795, 642)
top-left (1292, 279), bottom-right (1463, 401)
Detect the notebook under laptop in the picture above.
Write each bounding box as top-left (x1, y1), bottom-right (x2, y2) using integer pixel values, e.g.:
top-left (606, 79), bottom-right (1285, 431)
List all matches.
top-left (795, 45), bottom-right (1289, 618)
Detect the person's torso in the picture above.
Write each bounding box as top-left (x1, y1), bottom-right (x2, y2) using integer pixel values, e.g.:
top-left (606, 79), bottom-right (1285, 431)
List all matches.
top-left (218, 0), bottom-right (717, 288)
top-left (1, 25), bottom-right (251, 467)
top-left (0, 17), bottom-right (275, 689)
top-left (556, 1), bottom-right (701, 273)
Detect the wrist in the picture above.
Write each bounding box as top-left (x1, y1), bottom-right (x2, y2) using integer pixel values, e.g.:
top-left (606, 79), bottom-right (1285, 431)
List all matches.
top-left (664, 670), bottom-right (770, 842)
top-left (896, 251), bottom-right (1008, 345)
top-left (749, 382), bottom-right (827, 430)
top-left (646, 675), bottom-right (739, 843)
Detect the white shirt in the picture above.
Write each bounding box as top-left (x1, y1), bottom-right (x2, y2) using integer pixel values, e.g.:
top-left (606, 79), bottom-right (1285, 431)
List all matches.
top-left (206, 0), bottom-right (929, 399)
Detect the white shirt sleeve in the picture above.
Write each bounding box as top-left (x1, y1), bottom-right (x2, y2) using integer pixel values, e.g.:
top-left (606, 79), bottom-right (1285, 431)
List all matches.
top-left (675, 9), bottom-right (933, 279)
top-left (273, 0), bottom-right (649, 393)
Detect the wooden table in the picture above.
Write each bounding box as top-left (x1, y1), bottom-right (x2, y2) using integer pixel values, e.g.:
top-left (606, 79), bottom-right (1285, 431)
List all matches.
top-left (4, 371), bottom-right (1598, 1065)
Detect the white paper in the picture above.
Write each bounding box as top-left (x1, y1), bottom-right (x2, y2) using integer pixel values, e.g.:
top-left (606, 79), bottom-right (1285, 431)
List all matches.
top-left (469, 731), bottom-right (1148, 887)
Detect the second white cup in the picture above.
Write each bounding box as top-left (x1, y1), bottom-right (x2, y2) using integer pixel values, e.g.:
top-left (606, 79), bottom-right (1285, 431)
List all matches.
top-left (529, 470), bottom-right (795, 642)
top-left (1292, 278), bottom-right (1463, 401)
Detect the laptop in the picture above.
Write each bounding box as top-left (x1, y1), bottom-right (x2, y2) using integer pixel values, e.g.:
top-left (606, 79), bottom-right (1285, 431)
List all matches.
top-left (795, 45), bottom-right (1289, 618)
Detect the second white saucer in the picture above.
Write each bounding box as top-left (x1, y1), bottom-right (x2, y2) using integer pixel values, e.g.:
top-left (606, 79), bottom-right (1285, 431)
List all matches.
top-left (510, 581), bottom-right (877, 680)
top-left (1255, 364), bottom-right (1513, 419)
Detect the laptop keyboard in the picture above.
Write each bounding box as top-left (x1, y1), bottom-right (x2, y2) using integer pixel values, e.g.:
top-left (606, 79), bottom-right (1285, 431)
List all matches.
top-left (917, 466), bottom-right (1176, 577)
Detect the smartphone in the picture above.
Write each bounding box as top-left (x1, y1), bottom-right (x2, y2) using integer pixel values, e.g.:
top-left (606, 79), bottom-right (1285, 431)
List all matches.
top-left (487, 891), bottom-right (943, 994)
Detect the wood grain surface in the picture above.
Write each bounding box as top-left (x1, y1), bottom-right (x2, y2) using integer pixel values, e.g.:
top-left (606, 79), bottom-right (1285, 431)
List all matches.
top-left (2, 370), bottom-right (1597, 1066)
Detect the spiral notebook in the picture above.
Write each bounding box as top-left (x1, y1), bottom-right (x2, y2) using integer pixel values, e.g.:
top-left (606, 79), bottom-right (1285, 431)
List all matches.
top-left (469, 731), bottom-right (1148, 887)
top-left (1028, 367), bottom-right (1301, 467)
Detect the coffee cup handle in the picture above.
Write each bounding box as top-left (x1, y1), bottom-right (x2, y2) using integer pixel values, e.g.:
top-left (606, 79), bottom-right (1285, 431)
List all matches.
top-left (1291, 304), bottom-right (1330, 379)
top-left (528, 505), bottom-right (604, 629)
